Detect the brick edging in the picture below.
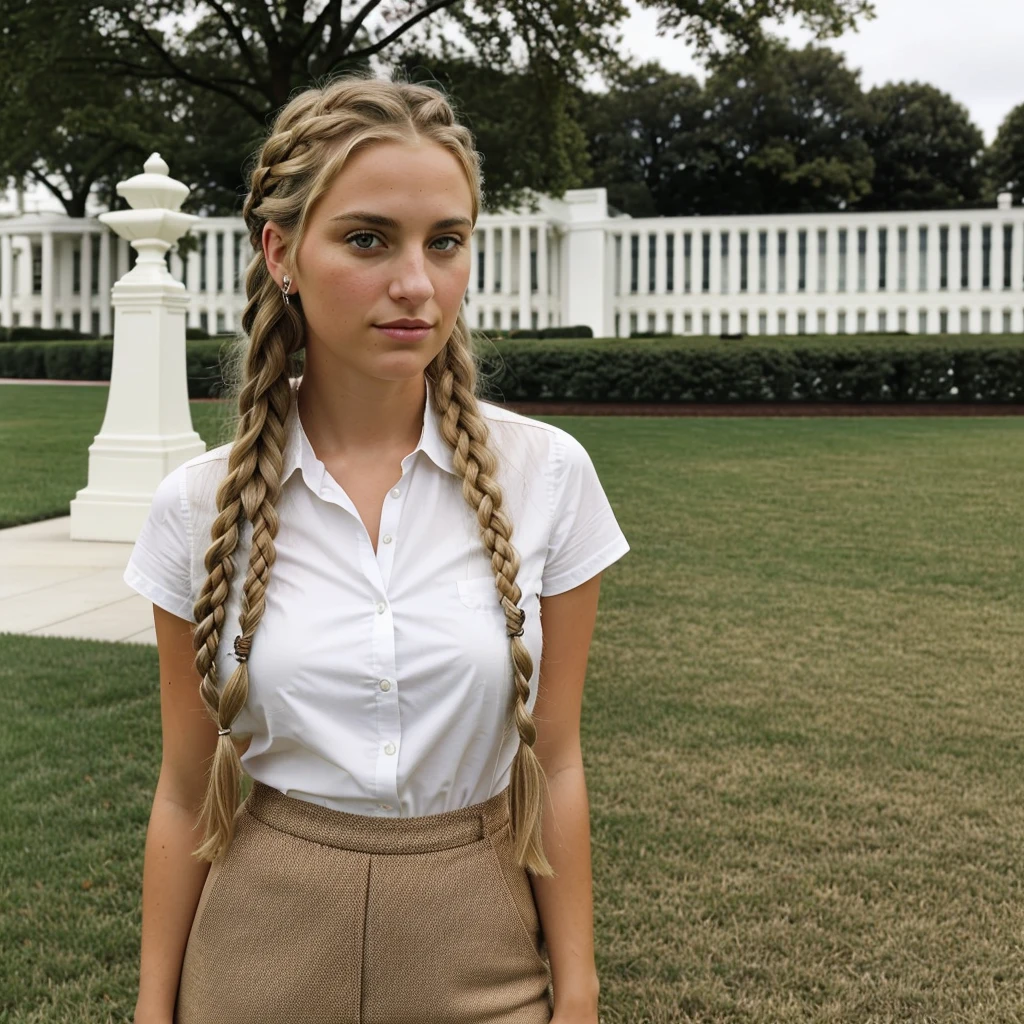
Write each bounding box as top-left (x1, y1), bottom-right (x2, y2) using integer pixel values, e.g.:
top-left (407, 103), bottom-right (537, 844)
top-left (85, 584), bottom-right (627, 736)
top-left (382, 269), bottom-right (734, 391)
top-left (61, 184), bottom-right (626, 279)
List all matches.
top-left (3, 380), bottom-right (1022, 416)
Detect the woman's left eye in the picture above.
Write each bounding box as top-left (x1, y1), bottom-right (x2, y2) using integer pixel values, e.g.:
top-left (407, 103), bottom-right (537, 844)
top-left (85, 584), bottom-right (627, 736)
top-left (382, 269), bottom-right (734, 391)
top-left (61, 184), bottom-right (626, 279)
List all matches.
top-left (346, 232), bottom-right (463, 253)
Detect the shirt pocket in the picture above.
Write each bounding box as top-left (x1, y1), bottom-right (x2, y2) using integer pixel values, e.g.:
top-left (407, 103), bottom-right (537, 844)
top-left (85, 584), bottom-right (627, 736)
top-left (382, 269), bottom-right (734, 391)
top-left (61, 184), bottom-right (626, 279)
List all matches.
top-left (457, 574), bottom-right (540, 612)
top-left (457, 575), bottom-right (503, 611)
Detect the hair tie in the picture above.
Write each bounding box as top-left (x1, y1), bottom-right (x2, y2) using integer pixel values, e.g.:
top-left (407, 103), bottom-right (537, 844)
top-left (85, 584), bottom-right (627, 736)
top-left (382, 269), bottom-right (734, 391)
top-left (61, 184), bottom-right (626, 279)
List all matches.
top-left (507, 608), bottom-right (526, 639)
top-left (233, 634), bottom-right (252, 662)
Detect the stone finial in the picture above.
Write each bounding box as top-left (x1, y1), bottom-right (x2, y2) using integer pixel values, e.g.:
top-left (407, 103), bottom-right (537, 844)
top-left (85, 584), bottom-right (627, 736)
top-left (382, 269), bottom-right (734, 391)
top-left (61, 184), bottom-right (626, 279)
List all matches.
top-left (115, 154), bottom-right (189, 212)
top-left (143, 153), bottom-right (170, 176)
top-left (98, 154), bottom-right (198, 272)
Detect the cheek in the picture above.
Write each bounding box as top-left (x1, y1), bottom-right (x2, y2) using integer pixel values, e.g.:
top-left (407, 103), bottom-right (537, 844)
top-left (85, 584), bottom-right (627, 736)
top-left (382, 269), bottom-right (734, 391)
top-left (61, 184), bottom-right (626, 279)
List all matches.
top-left (438, 260), bottom-right (471, 306)
top-left (308, 258), bottom-right (377, 316)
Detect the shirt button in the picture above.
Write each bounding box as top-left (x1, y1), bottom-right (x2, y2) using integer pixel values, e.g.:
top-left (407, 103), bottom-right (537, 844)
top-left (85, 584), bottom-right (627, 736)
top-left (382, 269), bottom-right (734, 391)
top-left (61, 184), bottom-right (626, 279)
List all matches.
top-left (379, 679), bottom-right (391, 691)
top-left (379, 803), bottom-right (392, 810)
top-left (384, 742), bottom-right (396, 755)
top-left (382, 534), bottom-right (392, 544)
top-left (390, 487), bottom-right (400, 498)
top-left (376, 601), bottom-right (386, 614)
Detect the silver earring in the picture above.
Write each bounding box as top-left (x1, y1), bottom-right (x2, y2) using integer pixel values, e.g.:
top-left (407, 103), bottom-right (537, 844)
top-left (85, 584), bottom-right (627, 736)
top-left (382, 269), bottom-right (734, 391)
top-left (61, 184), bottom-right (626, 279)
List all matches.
top-left (282, 274), bottom-right (292, 305)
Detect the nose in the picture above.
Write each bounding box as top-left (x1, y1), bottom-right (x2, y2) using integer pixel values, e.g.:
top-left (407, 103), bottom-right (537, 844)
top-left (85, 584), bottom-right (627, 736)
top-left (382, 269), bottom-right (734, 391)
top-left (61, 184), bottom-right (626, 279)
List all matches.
top-left (387, 246), bottom-right (435, 307)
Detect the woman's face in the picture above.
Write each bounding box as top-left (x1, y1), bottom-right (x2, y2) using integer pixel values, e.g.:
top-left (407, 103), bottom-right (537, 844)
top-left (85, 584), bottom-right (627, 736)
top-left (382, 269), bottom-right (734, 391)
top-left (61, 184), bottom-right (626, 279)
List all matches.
top-left (265, 139), bottom-right (474, 381)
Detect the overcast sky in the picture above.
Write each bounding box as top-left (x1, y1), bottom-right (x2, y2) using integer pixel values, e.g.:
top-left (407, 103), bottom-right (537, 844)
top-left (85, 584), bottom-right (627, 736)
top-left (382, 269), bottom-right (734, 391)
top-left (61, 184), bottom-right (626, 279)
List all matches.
top-left (600, 0), bottom-right (1021, 145)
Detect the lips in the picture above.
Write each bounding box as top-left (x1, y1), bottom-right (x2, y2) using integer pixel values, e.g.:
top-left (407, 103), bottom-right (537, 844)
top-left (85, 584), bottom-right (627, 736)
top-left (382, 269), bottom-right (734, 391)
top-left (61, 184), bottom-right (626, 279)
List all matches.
top-left (376, 320), bottom-right (432, 329)
top-left (374, 323), bottom-right (432, 343)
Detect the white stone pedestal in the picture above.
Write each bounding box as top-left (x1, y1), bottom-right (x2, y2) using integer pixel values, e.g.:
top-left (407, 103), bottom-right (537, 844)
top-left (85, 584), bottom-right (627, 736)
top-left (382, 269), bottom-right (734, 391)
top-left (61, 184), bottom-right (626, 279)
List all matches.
top-left (69, 154), bottom-right (206, 541)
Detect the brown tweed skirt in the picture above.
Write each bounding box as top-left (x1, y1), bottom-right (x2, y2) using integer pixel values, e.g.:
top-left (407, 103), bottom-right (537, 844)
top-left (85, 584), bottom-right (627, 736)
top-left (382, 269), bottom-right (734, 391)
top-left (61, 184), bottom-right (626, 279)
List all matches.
top-left (174, 780), bottom-right (553, 1024)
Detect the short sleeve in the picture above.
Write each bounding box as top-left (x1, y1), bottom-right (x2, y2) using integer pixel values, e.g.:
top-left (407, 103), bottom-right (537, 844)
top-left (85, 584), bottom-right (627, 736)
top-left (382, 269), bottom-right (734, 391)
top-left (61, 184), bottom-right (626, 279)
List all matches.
top-left (122, 463), bottom-right (194, 620)
top-left (541, 429), bottom-right (631, 597)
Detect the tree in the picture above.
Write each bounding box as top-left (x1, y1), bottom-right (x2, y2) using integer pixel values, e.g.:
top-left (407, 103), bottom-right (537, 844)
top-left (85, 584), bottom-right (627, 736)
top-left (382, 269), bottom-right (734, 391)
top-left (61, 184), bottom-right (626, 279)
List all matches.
top-left (981, 103), bottom-right (1024, 206)
top-left (0, 6), bottom-right (185, 216)
top-left (695, 41), bottom-right (876, 214)
top-left (634, 0), bottom-right (875, 66)
top-left (854, 82), bottom-right (987, 211)
top-left (575, 62), bottom-right (708, 218)
top-left (387, 48), bottom-right (595, 216)
top-left (0, 0), bottom-right (878, 215)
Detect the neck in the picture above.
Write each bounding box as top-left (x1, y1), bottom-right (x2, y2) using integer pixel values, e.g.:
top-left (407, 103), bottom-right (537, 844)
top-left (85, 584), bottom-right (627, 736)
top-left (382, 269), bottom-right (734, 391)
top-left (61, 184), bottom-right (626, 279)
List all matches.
top-left (295, 350), bottom-right (427, 463)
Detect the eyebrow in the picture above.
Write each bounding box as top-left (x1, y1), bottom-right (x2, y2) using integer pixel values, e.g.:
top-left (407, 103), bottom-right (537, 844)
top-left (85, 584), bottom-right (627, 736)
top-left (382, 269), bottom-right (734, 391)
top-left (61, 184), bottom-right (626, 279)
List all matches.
top-left (329, 212), bottom-right (473, 231)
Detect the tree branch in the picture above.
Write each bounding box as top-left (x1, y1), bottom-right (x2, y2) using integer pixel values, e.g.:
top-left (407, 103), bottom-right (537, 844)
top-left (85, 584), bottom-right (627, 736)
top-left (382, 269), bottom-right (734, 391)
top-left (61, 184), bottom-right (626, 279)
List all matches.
top-left (298, 0), bottom-right (343, 61)
top-left (58, 54), bottom-right (265, 98)
top-left (120, 15), bottom-right (273, 117)
top-left (78, 140), bottom-right (132, 186)
top-left (28, 166), bottom-right (71, 205)
top-left (58, 50), bottom-right (270, 122)
top-left (202, 0), bottom-right (266, 85)
top-left (341, 0), bottom-right (463, 64)
top-left (319, 0), bottom-right (384, 69)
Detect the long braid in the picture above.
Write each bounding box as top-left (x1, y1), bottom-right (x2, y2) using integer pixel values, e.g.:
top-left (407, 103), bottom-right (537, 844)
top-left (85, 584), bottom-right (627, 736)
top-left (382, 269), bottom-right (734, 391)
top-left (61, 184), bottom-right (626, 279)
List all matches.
top-left (190, 341), bottom-right (294, 863)
top-left (188, 141), bottom-right (305, 864)
top-left (430, 329), bottom-right (555, 878)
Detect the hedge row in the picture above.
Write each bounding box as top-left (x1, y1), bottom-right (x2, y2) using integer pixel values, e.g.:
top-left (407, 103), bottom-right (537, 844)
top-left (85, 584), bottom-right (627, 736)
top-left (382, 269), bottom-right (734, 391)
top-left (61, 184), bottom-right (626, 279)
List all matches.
top-left (4, 334), bottom-right (1024, 402)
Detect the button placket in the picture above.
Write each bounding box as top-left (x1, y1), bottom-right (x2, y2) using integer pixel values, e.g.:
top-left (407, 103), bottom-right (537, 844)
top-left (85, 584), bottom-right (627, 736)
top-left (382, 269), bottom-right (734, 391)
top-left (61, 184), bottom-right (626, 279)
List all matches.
top-left (370, 467), bottom-right (419, 815)
top-left (371, 479), bottom-right (406, 814)
top-left (375, 479), bottom-right (404, 591)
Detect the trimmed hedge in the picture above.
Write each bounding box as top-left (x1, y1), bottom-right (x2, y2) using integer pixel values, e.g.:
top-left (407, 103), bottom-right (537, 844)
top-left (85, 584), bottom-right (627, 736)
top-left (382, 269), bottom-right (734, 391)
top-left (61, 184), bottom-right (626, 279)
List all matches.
top-left (0, 326), bottom-right (213, 342)
top-left (0, 339), bottom-right (232, 398)
top-left (471, 335), bottom-right (1024, 403)
top-left (480, 325), bottom-right (594, 340)
top-left (0, 326), bottom-right (94, 342)
top-left (3, 334), bottom-right (1024, 402)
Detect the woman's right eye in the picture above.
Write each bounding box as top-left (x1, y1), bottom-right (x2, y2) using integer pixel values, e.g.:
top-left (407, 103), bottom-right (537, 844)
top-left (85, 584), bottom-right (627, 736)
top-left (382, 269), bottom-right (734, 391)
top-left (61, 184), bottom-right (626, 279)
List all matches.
top-left (347, 231), bottom-right (380, 250)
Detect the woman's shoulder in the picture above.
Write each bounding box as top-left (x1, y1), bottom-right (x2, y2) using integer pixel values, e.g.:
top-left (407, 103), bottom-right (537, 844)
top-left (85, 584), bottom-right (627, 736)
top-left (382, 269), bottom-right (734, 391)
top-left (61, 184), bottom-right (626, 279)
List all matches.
top-left (476, 396), bottom-right (590, 477)
top-left (155, 441), bottom-right (234, 529)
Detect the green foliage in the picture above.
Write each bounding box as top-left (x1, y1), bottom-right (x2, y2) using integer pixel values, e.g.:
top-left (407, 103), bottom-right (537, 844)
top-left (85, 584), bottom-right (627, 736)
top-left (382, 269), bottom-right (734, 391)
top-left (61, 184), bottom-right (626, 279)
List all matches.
top-left (7, 335), bottom-right (1024, 404)
top-left (0, 327), bottom-right (90, 342)
top-left (981, 102), bottom-right (1024, 204)
top-left (577, 61), bottom-right (707, 218)
top-left (634, 0), bottom-right (878, 66)
top-left (0, 0), bottom-right (881, 218)
top-left (856, 83), bottom-right (987, 211)
top-left (576, 37), bottom-right (1001, 217)
top-left (472, 335), bottom-right (1024, 403)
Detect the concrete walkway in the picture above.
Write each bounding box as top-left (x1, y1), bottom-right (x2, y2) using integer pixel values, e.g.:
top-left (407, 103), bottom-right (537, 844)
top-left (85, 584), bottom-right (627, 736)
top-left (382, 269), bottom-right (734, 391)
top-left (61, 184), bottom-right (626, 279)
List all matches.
top-left (0, 515), bottom-right (156, 646)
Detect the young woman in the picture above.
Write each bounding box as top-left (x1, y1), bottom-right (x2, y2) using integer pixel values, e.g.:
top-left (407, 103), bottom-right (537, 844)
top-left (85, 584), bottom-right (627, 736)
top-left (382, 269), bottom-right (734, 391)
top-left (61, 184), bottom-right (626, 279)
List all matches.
top-left (124, 72), bottom-right (630, 1024)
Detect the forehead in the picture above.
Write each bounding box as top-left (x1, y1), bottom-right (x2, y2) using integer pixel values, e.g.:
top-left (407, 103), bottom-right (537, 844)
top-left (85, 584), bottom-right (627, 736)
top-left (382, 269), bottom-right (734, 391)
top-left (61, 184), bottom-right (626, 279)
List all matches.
top-left (317, 140), bottom-right (473, 222)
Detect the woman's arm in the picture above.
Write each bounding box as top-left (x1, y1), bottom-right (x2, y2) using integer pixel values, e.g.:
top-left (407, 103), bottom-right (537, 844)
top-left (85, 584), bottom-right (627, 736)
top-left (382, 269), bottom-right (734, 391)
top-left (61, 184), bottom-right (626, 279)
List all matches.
top-left (134, 605), bottom-right (223, 1023)
top-left (134, 787), bottom-right (212, 1022)
top-left (532, 573), bottom-right (606, 1019)
top-left (530, 764), bottom-right (601, 1019)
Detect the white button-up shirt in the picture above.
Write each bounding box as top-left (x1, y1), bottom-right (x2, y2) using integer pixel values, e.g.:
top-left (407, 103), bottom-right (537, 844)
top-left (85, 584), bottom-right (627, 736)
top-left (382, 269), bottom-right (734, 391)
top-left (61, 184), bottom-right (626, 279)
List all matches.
top-left (123, 376), bottom-right (630, 817)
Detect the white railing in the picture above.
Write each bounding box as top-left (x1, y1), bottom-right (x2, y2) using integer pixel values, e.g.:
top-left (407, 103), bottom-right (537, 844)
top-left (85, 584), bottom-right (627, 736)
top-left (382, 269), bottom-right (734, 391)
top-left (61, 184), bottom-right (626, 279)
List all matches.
top-left (2, 188), bottom-right (1023, 336)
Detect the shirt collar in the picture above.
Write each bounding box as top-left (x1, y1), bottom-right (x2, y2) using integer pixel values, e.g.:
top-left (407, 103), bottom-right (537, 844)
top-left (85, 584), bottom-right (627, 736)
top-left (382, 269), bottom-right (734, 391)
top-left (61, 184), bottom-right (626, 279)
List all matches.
top-left (281, 375), bottom-right (458, 488)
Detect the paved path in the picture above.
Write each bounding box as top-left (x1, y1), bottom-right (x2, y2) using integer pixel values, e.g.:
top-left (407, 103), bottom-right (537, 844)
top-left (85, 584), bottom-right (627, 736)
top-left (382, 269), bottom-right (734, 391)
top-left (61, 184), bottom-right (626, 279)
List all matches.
top-left (0, 515), bottom-right (156, 647)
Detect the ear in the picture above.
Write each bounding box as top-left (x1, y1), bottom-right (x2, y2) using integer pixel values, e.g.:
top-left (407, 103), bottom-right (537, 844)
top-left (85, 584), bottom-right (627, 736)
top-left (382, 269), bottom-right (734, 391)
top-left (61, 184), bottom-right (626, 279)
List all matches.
top-left (262, 221), bottom-right (293, 292)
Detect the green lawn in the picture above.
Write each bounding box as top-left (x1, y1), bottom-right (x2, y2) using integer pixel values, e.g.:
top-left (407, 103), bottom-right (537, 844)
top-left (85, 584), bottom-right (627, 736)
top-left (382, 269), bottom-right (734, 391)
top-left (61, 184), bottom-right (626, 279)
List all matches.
top-left (0, 385), bottom-right (238, 529)
top-left (3, 384), bottom-right (1024, 1022)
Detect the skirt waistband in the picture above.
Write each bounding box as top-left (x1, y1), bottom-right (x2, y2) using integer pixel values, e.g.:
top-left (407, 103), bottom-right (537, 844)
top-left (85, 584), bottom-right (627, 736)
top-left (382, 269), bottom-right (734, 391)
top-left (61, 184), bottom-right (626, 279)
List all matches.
top-left (242, 781), bottom-right (512, 855)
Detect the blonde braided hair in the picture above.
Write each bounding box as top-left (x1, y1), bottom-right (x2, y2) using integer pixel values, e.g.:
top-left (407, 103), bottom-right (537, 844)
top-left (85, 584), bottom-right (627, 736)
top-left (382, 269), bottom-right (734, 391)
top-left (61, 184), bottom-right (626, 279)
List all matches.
top-left (188, 70), bottom-right (555, 877)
